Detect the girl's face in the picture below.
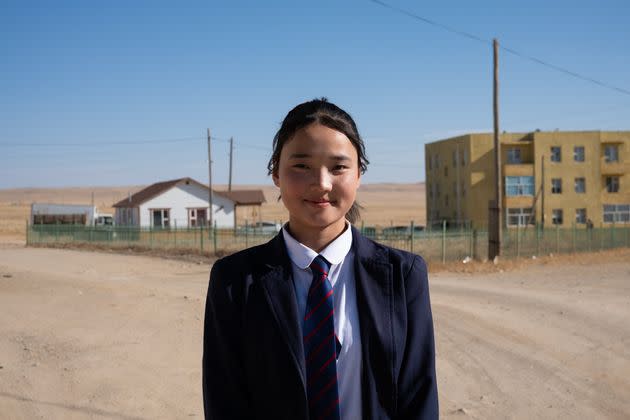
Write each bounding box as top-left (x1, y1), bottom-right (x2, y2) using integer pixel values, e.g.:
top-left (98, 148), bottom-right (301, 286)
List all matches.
top-left (273, 122), bottom-right (361, 239)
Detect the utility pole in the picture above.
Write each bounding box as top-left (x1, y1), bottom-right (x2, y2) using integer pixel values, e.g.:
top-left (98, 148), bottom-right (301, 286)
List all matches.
top-left (541, 155), bottom-right (545, 230)
top-left (207, 128), bottom-right (213, 227)
top-left (228, 137), bottom-right (233, 191)
top-left (489, 38), bottom-right (502, 260)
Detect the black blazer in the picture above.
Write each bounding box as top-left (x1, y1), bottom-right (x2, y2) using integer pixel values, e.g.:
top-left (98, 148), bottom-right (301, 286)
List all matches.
top-left (203, 226), bottom-right (438, 419)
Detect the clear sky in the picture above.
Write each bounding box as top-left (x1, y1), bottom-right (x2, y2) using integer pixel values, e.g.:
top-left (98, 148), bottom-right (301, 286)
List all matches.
top-left (1, 0), bottom-right (629, 189)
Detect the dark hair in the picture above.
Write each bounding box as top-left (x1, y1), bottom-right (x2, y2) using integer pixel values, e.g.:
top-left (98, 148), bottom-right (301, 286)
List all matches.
top-left (268, 98), bottom-right (369, 223)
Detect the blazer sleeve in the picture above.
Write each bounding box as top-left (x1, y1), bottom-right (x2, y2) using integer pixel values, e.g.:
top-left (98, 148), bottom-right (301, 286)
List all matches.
top-left (202, 259), bottom-right (251, 419)
top-left (397, 255), bottom-right (439, 419)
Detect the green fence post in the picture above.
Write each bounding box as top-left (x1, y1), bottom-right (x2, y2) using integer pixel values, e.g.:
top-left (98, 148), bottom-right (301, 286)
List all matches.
top-left (441, 220), bottom-right (446, 263)
top-left (200, 225), bottom-right (204, 253)
top-left (555, 223), bottom-right (560, 254)
top-left (25, 220), bottom-right (29, 245)
top-left (611, 221), bottom-right (615, 248)
top-left (213, 221), bottom-right (217, 254)
top-left (410, 221), bottom-right (415, 254)
top-left (516, 220), bottom-right (521, 258)
top-left (245, 219), bottom-right (249, 248)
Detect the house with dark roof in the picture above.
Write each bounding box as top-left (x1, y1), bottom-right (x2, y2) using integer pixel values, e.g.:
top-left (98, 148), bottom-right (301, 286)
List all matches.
top-left (112, 177), bottom-right (265, 228)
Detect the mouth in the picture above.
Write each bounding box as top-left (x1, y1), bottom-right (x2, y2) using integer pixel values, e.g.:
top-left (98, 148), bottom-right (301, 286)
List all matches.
top-left (304, 198), bottom-right (334, 207)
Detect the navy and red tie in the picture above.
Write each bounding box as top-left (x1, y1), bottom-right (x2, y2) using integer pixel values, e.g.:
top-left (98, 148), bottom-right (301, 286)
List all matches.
top-left (303, 255), bottom-right (341, 420)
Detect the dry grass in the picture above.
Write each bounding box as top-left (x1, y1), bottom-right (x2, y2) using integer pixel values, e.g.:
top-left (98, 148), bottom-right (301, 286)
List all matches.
top-left (0, 183), bottom-right (426, 241)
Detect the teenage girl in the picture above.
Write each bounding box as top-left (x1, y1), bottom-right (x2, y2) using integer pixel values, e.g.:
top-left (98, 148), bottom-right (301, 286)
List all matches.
top-left (203, 98), bottom-right (438, 419)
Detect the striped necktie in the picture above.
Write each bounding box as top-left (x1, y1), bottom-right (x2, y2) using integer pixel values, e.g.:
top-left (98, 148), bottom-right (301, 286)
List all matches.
top-left (303, 255), bottom-right (341, 420)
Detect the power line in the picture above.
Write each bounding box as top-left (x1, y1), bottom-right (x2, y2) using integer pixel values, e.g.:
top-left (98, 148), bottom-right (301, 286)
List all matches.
top-left (368, 0), bottom-right (630, 97)
top-left (0, 135), bottom-right (205, 147)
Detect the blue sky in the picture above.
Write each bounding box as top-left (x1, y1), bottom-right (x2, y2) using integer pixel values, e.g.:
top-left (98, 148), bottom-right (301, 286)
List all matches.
top-left (1, 0), bottom-right (629, 188)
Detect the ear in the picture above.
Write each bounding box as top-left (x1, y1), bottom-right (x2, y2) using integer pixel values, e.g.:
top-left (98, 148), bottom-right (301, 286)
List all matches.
top-left (272, 172), bottom-right (280, 188)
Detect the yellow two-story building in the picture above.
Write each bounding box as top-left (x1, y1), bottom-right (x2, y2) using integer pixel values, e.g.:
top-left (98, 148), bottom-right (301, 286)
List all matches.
top-left (425, 131), bottom-right (630, 229)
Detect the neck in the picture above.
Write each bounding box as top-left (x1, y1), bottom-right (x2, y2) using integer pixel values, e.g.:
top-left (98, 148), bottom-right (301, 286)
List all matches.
top-left (287, 220), bottom-right (348, 253)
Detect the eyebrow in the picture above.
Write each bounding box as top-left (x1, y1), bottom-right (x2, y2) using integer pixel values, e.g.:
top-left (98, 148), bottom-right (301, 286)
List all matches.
top-left (288, 153), bottom-right (352, 161)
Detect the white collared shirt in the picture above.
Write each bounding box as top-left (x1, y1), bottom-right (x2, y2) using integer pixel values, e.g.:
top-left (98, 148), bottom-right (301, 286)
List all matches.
top-left (282, 223), bottom-right (363, 420)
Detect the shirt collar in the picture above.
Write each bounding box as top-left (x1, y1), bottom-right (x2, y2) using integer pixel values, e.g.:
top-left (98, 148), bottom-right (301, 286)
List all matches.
top-left (282, 222), bottom-right (353, 269)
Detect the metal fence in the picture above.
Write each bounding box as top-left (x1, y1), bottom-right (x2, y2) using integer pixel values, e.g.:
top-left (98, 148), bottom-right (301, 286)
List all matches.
top-left (26, 222), bottom-right (630, 262)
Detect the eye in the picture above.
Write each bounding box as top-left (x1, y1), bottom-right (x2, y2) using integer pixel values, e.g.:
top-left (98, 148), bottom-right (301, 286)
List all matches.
top-left (292, 163), bottom-right (309, 169)
top-left (332, 164), bottom-right (349, 172)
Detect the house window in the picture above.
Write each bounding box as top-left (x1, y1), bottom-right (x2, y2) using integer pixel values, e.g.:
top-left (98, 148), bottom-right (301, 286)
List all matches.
top-left (575, 208), bottom-right (587, 224)
top-left (550, 146), bottom-right (561, 162)
top-left (604, 145), bottom-right (619, 163)
top-left (188, 208), bottom-right (207, 227)
top-left (507, 148), bottom-right (521, 164)
top-left (435, 154), bottom-right (440, 169)
top-left (152, 209), bottom-right (170, 228)
top-left (462, 181), bottom-right (467, 197)
top-left (574, 146), bottom-right (585, 162)
top-left (444, 166), bottom-right (448, 177)
top-left (551, 178), bottom-right (562, 194)
top-left (603, 204), bottom-right (630, 223)
top-left (460, 149), bottom-right (466, 166)
top-left (574, 177), bottom-right (586, 193)
top-left (605, 176), bottom-right (620, 193)
top-left (552, 209), bottom-right (563, 225)
top-left (505, 176), bottom-right (534, 196)
top-left (435, 183), bottom-right (440, 198)
top-left (452, 150), bottom-right (458, 166)
top-left (507, 207), bottom-right (534, 226)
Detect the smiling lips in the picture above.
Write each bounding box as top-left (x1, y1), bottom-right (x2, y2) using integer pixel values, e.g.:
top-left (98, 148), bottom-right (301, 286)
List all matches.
top-left (305, 198), bottom-right (334, 207)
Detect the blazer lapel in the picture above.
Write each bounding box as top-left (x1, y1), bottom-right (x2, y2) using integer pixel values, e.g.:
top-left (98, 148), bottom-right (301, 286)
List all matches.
top-left (352, 227), bottom-right (397, 418)
top-left (258, 234), bottom-right (307, 391)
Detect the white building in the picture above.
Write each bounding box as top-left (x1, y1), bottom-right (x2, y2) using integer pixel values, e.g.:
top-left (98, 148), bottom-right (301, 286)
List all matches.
top-left (112, 177), bottom-right (265, 229)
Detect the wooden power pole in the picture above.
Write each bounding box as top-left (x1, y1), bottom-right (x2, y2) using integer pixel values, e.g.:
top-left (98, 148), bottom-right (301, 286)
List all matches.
top-left (228, 137), bottom-right (233, 191)
top-left (489, 38), bottom-right (502, 260)
top-left (207, 128), bottom-right (213, 227)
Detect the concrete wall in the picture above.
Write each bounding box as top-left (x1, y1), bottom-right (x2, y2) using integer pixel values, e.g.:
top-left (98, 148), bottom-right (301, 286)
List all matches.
top-left (426, 131), bottom-right (630, 229)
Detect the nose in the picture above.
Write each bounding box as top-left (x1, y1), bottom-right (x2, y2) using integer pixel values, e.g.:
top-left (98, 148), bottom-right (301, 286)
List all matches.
top-left (314, 167), bottom-right (332, 192)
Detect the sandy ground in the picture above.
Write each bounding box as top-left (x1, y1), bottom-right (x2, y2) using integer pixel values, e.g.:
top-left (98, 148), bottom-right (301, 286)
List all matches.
top-left (1, 245), bottom-right (629, 419)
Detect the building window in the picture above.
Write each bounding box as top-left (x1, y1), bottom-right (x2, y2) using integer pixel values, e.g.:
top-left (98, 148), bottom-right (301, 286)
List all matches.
top-left (574, 146), bottom-right (585, 162)
top-left (604, 145), bottom-right (619, 163)
top-left (552, 209), bottom-right (563, 225)
top-left (152, 209), bottom-right (170, 228)
top-left (428, 155), bottom-right (432, 170)
top-left (575, 208), bottom-right (587, 224)
top-left (188, 208), bottom-right (207, 227)
top-left (460, 149), bottom-right (466, 166)
top-left (444, 166), bottom-right (448, 176)
top-left (507, 207), bottom-right (534, 226)
top-left (505, 176), bottom-right (534, 196)
top-left (507, 148), bottom-right (521, 164)
top-left (605, 176), bottom-right (620, 193)
top-left (445, 195), bottom-right (449, 206)
top-left (435, 183), bottom-right (440, 198)
top-left (453, 182), bottom-right (457, 195)
top-left (452, 150), bottom-right (458, 166)
top-left (603, 204), bottom-right (630, 223)
top-left (574, 177), bottom-right (586, 193)
top-left (462, 181), bottom-right (467, 197)
top-left (551, 178), bottom-right (562, 194)
top-left (435, 154), bottom-right (440, 169)
top-left (551, 146), bottom-right (561, 162)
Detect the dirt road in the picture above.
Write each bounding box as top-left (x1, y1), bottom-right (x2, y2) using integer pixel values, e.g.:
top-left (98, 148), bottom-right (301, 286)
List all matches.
top-left (1, 245), bottom-right (629, 419)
